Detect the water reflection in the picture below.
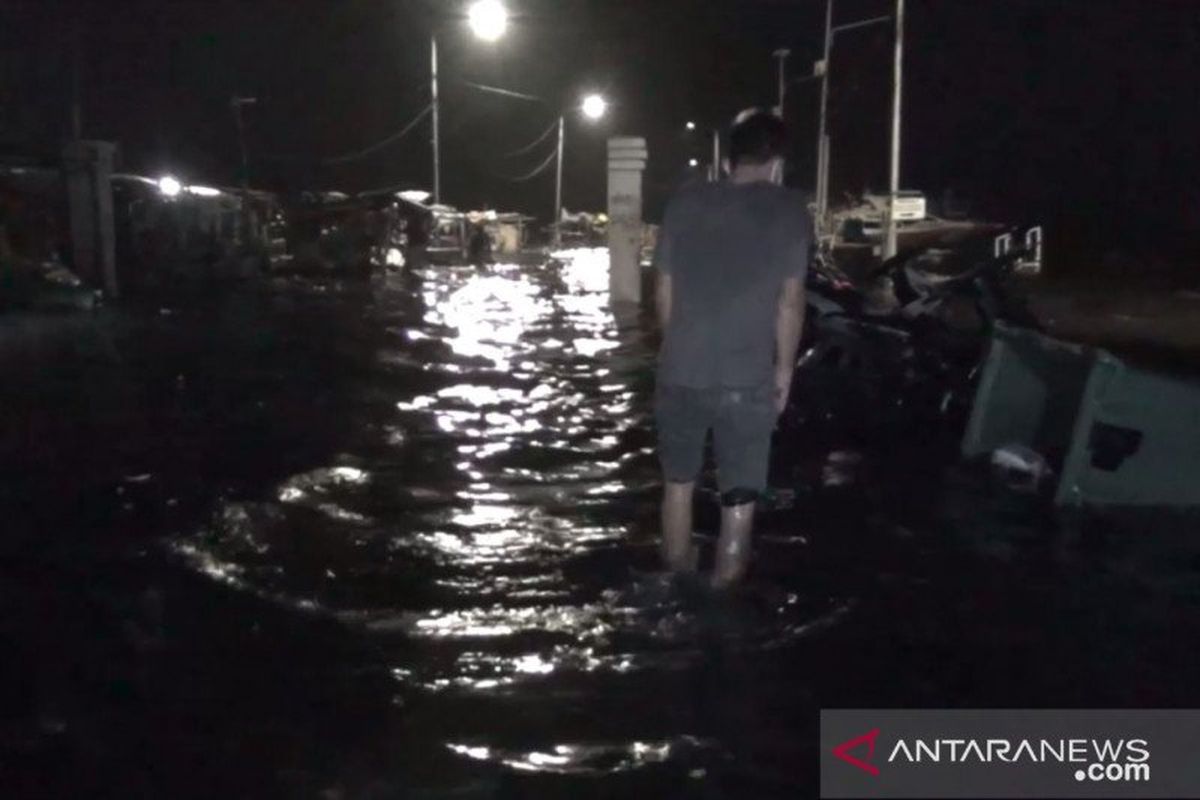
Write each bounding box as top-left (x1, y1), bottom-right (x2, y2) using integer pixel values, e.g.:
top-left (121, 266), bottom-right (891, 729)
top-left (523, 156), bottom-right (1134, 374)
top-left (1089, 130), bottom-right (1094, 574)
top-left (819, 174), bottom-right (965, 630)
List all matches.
top-left (446, 736), bottom-right (719, 775)
top-left (165, 249), bottom-right (845, 787)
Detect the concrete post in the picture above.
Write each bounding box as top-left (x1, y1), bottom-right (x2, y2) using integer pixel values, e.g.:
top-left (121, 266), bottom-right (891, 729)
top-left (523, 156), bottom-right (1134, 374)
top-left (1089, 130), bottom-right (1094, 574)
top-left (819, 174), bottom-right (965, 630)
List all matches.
top-left (606, 137), bottom-right (647, 306)
top-left (62, 140), bottom-right (118, 298)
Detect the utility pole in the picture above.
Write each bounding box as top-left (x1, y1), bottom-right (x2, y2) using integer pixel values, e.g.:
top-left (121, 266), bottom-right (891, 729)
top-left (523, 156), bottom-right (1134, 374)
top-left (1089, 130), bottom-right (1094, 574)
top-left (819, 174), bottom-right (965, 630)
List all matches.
top-left (426, 2), bottom-right (510, 208)
top-left (773, 49), bottom-right (791, 118)
top-left (815, 0), bottom-right (832, 228)
top-left (815, 4), bottom-right (891, 233)
top-left (711, 129), bottom-right (721, 182)
top-left (431, 35), bottom-right (441, 206)
top-left (230, 96), bottom-right (257, 246)
top-left (230, 96), bottom-right (256, 192)
top-left (554, 115), bottom-right (565, 246)
top-left (883, 0), bottom-right (905, 260)
top-left (71, 15), bottom-right (83, 140)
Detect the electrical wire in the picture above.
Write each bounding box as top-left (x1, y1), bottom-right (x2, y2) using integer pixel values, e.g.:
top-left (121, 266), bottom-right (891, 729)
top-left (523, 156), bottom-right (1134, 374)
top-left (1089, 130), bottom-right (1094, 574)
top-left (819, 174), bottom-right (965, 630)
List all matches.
top-left (320, 103), bottom-right (434, 165)
top-left (502, 118), bottom-right (559, 158)
top-left (257, 102), bottom-right (432, 165)
top-left (499, 145), bottom-right (558, 182)
top-left (458, 79), bottom-right (545, 105)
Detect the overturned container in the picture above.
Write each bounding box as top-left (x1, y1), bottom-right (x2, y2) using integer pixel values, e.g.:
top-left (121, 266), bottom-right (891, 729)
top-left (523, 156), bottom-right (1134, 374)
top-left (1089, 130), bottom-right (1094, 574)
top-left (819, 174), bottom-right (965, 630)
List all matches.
top-left (962, 323), bottom-right (1200, 507)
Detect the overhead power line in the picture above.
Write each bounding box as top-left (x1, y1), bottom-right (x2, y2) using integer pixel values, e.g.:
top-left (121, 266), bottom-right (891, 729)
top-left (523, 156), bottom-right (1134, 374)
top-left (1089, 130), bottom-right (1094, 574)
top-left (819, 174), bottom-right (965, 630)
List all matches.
top-left (321, 103), bottom-right (434, 165)
top-left (503, 119), bottom-right (559, 158)
top-left (258, 102), bottom-right (433, 165)
top-left (458, 79), bottom-right (545, 104)
top-left (499, 146), bottom-right (558, 182)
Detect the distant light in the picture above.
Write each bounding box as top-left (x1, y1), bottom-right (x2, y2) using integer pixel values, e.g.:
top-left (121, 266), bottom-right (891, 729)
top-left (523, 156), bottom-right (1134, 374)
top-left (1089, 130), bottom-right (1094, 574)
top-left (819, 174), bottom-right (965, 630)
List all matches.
top-left (158, 176), bottom-right (182, 197)
top-left (688, 158), bottom-right (699, 168)
top-left (734, 107), bottom-right (760, 125)
top-left (686, 121), bottom-right (696, 131)
top-left (468, 0), bottom-right (508, 42)
top-left (186, 185), bottom-right (221, 197)
top-left (399, 189), bottom-right (432, 204)
top-left (581, 94), bottom-right (608, 121)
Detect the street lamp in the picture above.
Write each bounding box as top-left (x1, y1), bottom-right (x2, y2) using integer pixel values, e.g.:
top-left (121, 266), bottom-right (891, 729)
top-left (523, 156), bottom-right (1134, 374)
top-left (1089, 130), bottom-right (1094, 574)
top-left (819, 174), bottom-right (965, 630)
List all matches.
top-left (467, 0), bottom-right (508, 42)
top-left (581, 93), bottom-right (608, 122)
top-left (430, 0), bottom-right (510, 206)
top-left (814, 1), bottom-right (892, 232)
top-left (157, 175), bottom-right (182, 198)
top-left (684, 121), bottom-right (722, 183)
top-left (554, 93), bottom-right (608, 246)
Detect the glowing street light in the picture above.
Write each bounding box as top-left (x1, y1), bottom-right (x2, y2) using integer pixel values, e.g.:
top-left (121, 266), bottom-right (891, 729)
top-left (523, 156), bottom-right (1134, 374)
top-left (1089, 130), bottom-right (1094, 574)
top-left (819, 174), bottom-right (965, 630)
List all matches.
top-left (688, 158), bottom-right (699, 168)
top-left (581, 93), bottom-right (608, 121)
top-left (686, 121), bottom-right (697, 131)
top-left (554, 94), bottom-right (609, 245)
top-left (158, 175), bottom-right (182, 197)
top-left (467, 0), bottom-right (508, 43)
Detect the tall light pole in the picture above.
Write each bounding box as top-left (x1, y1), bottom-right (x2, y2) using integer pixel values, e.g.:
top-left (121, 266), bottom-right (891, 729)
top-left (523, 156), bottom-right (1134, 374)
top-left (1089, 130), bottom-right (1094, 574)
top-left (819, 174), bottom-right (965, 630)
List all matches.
top-left (230, 96), bottom-right (257, 193)
top-left (554, 93), bottom-right (608, 246)
top-left (711, 129), bottom-right (721, 182)
top-left (554, 114), bottom-right (566, 245)
top-left (430, 0), bottom-right (508, 207)
top-left (230, 95), bottom-right (258, 244)
top-left (883, 0), bottom-right (905, 260)
top-left (71, 14), bottom-right (84, 141)
top-left (773, 49), bottom-right (791, 118)
top-left (814, 4), bottom-right (892, 232)
top-left (430, 36), bottom-right (441, 206)
top-left (815, 0), bottom-right (832, 227)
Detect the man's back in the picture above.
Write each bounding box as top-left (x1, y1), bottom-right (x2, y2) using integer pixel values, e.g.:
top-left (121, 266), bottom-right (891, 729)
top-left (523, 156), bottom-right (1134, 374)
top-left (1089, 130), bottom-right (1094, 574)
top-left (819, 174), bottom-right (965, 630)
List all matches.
top-left (655, 181), bottom-right (811, 389)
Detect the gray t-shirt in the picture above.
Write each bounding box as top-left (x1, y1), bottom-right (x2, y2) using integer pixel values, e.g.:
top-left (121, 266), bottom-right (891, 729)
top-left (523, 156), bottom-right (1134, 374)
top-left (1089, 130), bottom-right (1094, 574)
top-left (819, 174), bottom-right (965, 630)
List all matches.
top-left (655, 181), bottom-right (812, 389)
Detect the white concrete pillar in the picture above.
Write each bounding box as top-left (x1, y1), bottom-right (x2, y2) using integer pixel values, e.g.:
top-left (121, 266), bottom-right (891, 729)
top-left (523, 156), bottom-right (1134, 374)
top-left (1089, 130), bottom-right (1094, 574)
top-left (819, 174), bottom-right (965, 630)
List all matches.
top-left (63, 140), bottom-right (118, 298)
top-left (607, 137), bottom-right (647, 306)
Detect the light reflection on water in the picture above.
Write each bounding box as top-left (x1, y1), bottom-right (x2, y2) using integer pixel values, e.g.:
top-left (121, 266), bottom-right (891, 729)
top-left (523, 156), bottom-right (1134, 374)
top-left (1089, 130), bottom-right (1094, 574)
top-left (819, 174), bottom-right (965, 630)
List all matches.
top-left (166, 249), bottom-right (844, 784)
top-left (445, 736), bottom-right (718, 776)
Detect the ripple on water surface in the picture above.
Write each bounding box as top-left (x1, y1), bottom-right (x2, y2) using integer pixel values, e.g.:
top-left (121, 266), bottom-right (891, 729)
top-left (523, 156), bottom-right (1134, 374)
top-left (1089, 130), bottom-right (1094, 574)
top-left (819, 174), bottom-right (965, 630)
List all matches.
top-left (165, 250), bottom-right (851, 788)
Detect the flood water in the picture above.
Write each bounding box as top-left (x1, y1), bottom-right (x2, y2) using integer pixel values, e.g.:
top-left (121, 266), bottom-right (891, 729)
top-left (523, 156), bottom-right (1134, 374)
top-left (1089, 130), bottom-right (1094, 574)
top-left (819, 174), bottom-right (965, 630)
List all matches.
top-left (4, 250), bottom-right (1200, 799)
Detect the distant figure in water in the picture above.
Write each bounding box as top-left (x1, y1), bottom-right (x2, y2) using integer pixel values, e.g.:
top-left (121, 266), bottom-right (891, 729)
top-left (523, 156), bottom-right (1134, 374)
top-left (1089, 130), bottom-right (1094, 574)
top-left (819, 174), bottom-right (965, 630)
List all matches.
top-left (653, 110), bottom-right (812, 589)
top-left (467, 222), bottom-right (493, 267)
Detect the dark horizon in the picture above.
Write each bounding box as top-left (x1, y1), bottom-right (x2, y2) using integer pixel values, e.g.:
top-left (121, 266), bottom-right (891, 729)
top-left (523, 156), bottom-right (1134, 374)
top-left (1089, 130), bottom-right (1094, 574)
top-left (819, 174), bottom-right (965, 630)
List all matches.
top-left (4, 0), bottom-right (1199, 263)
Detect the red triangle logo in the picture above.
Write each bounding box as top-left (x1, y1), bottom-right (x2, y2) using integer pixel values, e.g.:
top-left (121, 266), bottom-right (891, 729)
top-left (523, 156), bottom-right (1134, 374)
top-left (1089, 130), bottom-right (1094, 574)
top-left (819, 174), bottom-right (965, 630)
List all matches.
top-left (833, 728), bottom-right (881, 776)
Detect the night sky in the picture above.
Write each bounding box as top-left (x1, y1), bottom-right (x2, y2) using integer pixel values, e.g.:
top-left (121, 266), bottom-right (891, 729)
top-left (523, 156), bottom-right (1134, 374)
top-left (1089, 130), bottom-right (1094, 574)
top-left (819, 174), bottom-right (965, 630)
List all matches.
top-left (4, 0), bottom-right (1199, 264)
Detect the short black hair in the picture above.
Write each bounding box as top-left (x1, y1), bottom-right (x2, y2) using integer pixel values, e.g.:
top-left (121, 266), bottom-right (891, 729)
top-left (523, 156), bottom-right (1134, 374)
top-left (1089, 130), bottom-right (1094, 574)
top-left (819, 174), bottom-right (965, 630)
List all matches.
top-left (728, 110), bottom-right (788, 168)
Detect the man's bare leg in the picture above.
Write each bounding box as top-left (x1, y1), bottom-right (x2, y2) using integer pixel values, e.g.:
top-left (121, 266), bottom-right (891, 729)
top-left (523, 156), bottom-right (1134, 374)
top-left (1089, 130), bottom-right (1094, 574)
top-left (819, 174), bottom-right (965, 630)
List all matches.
top-left (661, 481), bottom-right (699, 572)
top-left (711, 501), bottom-right (755, 588)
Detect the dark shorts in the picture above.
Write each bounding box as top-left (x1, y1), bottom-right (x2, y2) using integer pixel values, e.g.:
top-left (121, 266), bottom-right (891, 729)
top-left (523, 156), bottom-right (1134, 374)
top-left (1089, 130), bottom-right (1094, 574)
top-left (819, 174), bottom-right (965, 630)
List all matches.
top-left (655, 383), bottom-right (776, 493)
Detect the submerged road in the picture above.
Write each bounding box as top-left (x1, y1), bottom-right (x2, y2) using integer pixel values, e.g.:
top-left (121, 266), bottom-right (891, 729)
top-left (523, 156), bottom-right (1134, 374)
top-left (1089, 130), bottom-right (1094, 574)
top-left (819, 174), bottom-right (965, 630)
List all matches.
top-left (3, 250), bottom-right (1200, 798)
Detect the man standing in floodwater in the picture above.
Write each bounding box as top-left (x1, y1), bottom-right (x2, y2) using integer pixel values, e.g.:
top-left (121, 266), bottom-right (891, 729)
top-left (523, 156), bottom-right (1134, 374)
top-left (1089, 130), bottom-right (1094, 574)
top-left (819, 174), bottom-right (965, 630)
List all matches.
top-left (653, 111), bottom-right (810, 588)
